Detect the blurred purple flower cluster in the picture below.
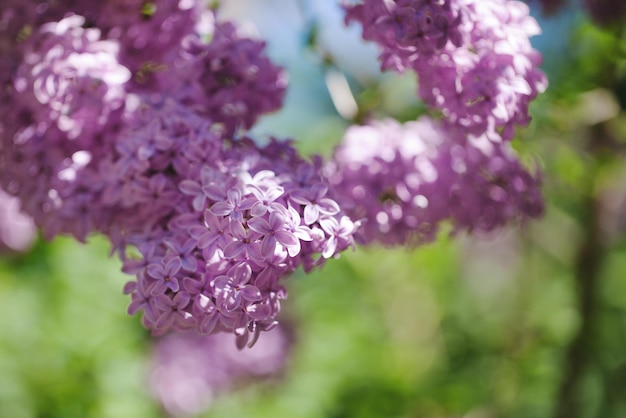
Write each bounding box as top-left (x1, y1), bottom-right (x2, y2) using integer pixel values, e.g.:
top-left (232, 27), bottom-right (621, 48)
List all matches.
top-left (0, 0), bottom-right (546, 343)
top-left (149, 325), bottom-right (291, 417)
top-left (326, 118), bottom-right (543, 246)
top-left (334, 0), bottom-right (547, 246)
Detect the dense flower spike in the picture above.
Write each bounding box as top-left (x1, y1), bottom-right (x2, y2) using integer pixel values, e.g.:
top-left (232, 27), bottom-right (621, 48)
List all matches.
top-left (0, 1), bottom-right (339, 345)
top-left (120, 118), bottom-right (358, 343)
top-left (327, 117), bottom-right (543, 246)
top-left (14, 15), bottom-right (130, 140)
top-left (96, 0), bottom-right (204, 76)
top-left (1, 15), bottom-right (129, 241)
top-left (345, 0), bottom-right (547, 140)
top-left (152, 21), bottom-right (288, 136)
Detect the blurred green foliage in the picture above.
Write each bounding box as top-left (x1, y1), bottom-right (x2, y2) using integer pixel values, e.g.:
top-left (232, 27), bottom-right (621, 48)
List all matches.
top-left (2, 4), bottom-right (626, 418)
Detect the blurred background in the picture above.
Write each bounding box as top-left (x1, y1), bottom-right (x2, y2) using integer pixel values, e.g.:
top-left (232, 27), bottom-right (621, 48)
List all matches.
top-left (1, 1), bottom-right (626, 417)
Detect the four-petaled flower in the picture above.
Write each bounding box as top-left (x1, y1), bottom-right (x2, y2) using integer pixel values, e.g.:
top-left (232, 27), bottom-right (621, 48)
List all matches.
top-left (319, 216), bottom-right (358, 259)
top-left (209, 187), bottom-right (255, 222)
top-left (248, 183), bottom-right (284, 217)
top-left (247, 211), bottom-right (299, 258)
top-left (214, 263), bottom-right (262, 312)
top-left (223, 220), bottom-right (263, 261)
top-left (152, 292), bottom-right (196, 331)
top-left (163, 238), bottom-right (198, 272)
top-left (290, 184), bottom-right (340, 225)
top-left (147, 257), bottom-right (183, 296)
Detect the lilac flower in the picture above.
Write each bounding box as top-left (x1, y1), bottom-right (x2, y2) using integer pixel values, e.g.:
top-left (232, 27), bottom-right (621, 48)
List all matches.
top-left (192, 212), bottom-right (231, 260)
top-left (214, 263), bottom-right (262, 312)
top-left (247, 212), bottom-right (300, 259)
top-left (179, 167), bottom-right (217, 212)
top-left (190, 295), bottom-right (218, 335)
top-left (152, 292), bottom-right (196, 333)
top-left (133, 118), bottom-right (175, 161)
top-left (123, 279), bottom-right (156, 317)
top-left (210, 187), bottom-right (255, 222)
top-left (290, 184), bottom-right (341, 225)
top-left (248, 184), bottom-right (285, 217)
top-left (222, 220), bottom-right (263, 261)
top-left (147, 257), bottom-right (183, 296)
top-left (164, 238), bottom-right (198, 272)
top-left (319, 216), bottom-right (359, 259)
top-left (254, 249), bottom-right (290, 289)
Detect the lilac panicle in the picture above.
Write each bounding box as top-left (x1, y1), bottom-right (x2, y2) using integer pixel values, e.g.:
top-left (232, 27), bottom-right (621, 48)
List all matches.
top-left (1, 15), bottom-right (130, 241)
top-left (151, 21), bottom-right (288, 136)
top-left (345, 0), bottom-right (547, 140)
top-left (327, 117), bottom-right (543, 246)
top-left (121, 128), bottom-right (359, 344)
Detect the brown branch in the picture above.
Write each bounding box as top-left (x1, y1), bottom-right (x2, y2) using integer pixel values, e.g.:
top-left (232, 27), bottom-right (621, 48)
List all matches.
top-left (552, 124), bottom-right (609, 418)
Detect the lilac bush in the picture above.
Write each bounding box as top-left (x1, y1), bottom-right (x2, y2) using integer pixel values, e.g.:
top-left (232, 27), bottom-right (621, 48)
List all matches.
top-left (0, 0), bottom-right (546, 346)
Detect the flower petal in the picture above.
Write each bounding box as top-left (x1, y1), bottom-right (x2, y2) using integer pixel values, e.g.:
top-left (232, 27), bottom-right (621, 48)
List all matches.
top-left (304, 204), bottom-right (319, 225)
top-left (240, 285), bottom-right (262, 302)
top-left (261, 235), bottom-right (277, 258)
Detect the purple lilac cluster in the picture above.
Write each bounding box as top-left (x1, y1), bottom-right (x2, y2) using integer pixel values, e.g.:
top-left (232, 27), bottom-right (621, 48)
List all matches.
top-left (0, 0), bottom-right (547, 342)
top-left (345, 0), bottom-right (547, 140)
top-left (95, 0), bottom-right (203, 76)
top-left (149, 325), bottom-right (291, 417)
top-left (0, 1), bottom-right (356, 343)
top-left (3, 15), bottom-right (129, 241)
top-left (327, 118), bottom-right (543, 246)
top-left (0, 2), bottom-right (286, 242)
top-left (153, 21), bottom-right (288, 136)
top-left (120, 111), bottom-right (357, 345)
top-left (332, 0), bottom-right (546, 246)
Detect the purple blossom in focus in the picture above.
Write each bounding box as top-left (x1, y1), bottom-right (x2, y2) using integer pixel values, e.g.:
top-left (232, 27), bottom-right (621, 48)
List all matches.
top-left (121, 131), bottom-right (358, 344)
